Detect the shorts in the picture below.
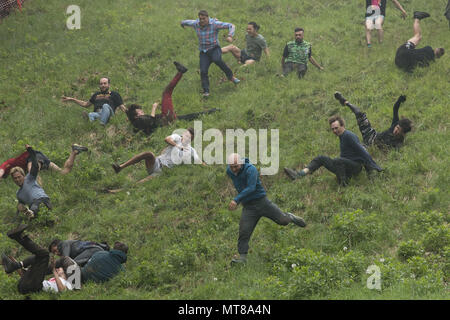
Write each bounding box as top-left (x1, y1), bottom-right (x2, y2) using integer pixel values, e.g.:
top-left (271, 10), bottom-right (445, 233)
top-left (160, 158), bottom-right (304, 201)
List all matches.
top-left (146, 157), bottom-right (163, 176)
top-left (239, 50), bottom-right (256, 64)
top-left (365, 15), bottom-right (384, 30)
top-left (27, 151), bottom-right (51, 170)
top-left (395, 41), bottom-right (415, 70)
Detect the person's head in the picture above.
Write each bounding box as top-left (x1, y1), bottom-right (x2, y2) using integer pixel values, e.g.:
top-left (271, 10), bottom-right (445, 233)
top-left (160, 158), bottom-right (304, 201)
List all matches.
top-left (99, 77), bottom-right (110, 93)
top-left (126, 104), bottom-right (145, 121)
top-left (247, 22), bottom-right (260, 36)
top-left (394, 118), bottom-right (413, 136)
top-left (113, 242), bottom-right (128, 254)
top-left (328, 115), bottom-right (346, 137)
top-left (181, 127), bottom-right (195, 144)
top-left (435, 48), bottom-right (445, 59)
top-left (54, 267), bottom-right (66, 279)
top-left (294, 27), bottom-right (304, 42)
top-left (198, 10), bottom-right (209, 27)
top-left (10, 167), bottom-right (25, 186)
top-left (227, 153), bottom-right (244, 175)
top-left (48, 239), bottom-right (62, 255)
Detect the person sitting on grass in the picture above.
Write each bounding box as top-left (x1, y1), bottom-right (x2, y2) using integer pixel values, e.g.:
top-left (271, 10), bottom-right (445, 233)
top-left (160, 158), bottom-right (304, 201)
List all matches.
top-left (1, 224), bottom-right (76, 294)
top-left (227, 153), bottom-right (306, 265)
top-left (0, 144), bottom-right (88, 181)
top-left (284, 115), bottom-right (382, 186)
top-left (108, 128), bottom-right (204, 193)
top-left (334, 92), bottom-right (412, 150)
top-left (62, 77), bottom-right (126, 125)
top-left (221, 21), bottom-right (270, 68)
top-left (125, 62), bottom-right (219, 135)
top-left (394, 11), bottom-right (445, 72)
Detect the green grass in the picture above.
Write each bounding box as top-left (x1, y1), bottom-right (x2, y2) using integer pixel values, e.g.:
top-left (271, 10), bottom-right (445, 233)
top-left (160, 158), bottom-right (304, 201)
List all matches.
top-left (0, 0), bottom-right (449, 300)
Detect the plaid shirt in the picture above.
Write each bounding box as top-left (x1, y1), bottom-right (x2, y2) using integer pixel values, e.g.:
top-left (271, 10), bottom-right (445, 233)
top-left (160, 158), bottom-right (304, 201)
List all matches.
top-left (181, 17), bottom-right (235, 52)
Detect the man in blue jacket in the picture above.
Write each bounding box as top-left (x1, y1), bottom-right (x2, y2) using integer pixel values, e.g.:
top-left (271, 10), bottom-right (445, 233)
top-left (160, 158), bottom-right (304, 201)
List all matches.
top-left (226, 153), bottom-right (306, 265)
top-left (284, 115), bottom-right (382, 186)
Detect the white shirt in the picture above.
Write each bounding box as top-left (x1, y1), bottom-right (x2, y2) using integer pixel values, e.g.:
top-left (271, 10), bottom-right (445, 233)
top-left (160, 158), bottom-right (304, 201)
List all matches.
top-left (42, 277), bottom-right (73, 293)
top-left (158, 134), bottom-right (201, 168)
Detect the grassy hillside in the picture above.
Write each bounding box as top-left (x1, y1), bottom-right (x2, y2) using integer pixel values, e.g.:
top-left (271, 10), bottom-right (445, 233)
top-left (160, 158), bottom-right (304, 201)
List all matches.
top-left (0, 0), bottom-right (448, 300)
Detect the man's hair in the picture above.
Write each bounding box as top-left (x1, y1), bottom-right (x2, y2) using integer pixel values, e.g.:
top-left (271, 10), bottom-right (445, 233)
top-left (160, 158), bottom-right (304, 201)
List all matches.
top-left (248, 22), bottom-right (260, 31)
top-left (126, 104), bottom-right (143, 121)
top-left (48, 239), bottom-right (61, 252)
top-left (436, 48), bottom-right (445, 58)
top-left (198, 10), bottom-right (208, 17)
top-left (294, 27), bottom-right (304, 33)
top-left (10, 167), bottom-right (25, 177)
top-left (100, 77), bottom-right (110, 84)
top-left (328, 115), bottom-right (345, 127)
top-left (398, 118), bottom-right (412, 134)
top-left (113, 242), bottom-right (128, 254)
top-left (187, 127), bottom-right (195, 139)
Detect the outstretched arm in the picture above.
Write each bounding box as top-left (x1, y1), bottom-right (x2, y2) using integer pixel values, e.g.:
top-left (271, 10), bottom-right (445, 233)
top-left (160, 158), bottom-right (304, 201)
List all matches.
top-left (180, 19), bottom-right (197, 29)
top-left (392, 95), bottom-right (406, 126)
top-left (309, 56), bottom-right (324, 70)
top-left (61, 96), bottom-right (91, 108)
top-left (392, 0), bottom-right (407, 19)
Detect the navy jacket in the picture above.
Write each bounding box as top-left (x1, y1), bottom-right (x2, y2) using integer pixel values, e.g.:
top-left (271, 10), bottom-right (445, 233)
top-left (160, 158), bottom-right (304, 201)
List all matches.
top-left (226, 158), bottom-right (266, 205)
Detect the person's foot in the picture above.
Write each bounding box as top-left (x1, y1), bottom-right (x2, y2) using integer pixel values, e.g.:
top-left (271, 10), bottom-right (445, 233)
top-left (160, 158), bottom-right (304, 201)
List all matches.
top-left (72, 144), bottom-right (88, 154)
top-left (287, 213), bottom-right (307, 228)
top-left (413, 11), bottom-right (430, 20)
top-left (367, 43), bottom-right (372, 48)
top-left (231, 77), bottom-right (240, 85)
top-left (112, 163), bottom-right (121, 174)
top-left (1, 254), bottom-right (21, 274)
top-left (334, 91), bottom-right (348, 106)
top-left (173, 61), bottom-right (188, 74)
top-left (284, 167), bottom-right (301, 180)
top-left (231, 256), bottom-right (247, 266)
top-left (202, 91), bottom-right (210, 98)
top-left (82, 111), bottom-right (89, 121)
top-left (7, 224), bottom-right (28, 240)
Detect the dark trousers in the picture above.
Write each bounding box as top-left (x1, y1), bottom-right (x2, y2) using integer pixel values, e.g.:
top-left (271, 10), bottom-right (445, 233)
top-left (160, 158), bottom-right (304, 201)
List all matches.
top-left (354, 111), bottom-right (378, 146)
top-left (282, 62), bottom-right (308, 78)
top-left (30, 197), bottom-right (52, 216)
top-left (307, 155), bottom-right (362, 186)
top-left (238, 196), bottom-right (291, 255)
top-left (14, 235), bottom-right (49, 294)
top-left (199, 46), bottom-right (233, 93)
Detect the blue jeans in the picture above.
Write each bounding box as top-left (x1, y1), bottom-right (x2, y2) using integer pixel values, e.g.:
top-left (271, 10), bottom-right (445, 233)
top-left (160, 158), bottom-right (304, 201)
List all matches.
top-left (199, 46), bottom-right (233, 93)
top-left (89, 103), bottom-right (114, 125)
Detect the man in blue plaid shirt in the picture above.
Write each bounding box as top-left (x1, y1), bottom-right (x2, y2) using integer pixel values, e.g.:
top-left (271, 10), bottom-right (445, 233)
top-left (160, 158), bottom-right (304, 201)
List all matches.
top-left (181, 10), bottom-right (240, 97)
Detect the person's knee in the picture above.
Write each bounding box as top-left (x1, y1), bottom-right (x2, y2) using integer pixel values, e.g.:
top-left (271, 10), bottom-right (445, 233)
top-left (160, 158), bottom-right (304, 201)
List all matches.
top-left (143, 151), bottom-right (155, 159)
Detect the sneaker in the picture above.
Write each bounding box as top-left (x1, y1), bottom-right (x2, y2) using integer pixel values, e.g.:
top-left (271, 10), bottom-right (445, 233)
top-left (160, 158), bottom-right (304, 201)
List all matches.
top-left (72, 144), bottom-right (88, 154)
top-left (24, 209), bottom-right (35, 219)
top-left (173, 61), bottom-right (188, 74)
top-left (284, 167), bottom-right (299, 181)
top-left (287, 212), bottom-right (307, 228)
top-left (367, 43), bottom-right (372, 48)
top-left (1, 253), bottom-right (21, 274)
top-left (334, 91), bottom-right (347, 106)
top-left (7, 224), bottom-right (28, 240)
top-left (202, 91), bottom-right (210, 98)
top-left (413, 11), bottom-right (430, 20)
top-left (231, 257), bottom-right (247, 266)
top-left (232, 77), bottom-right (240, 85)
top-left (112, 163), bottom-right (121, 174)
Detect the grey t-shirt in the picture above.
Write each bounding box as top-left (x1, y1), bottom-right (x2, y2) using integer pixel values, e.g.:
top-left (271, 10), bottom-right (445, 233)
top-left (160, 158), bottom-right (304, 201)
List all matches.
top-left (243, 34), bottom-right (267, 61)
top-left (16, 174), bottom-right (48, 205)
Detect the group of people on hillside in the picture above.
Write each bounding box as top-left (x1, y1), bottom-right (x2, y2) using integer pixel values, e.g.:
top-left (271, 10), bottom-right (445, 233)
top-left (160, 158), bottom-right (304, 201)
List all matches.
top-left (1, 5), bottom-right (447, 294)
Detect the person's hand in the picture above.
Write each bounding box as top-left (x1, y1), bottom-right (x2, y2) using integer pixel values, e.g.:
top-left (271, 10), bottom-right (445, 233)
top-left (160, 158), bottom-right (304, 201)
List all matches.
top-left (61, 96), bottom-right (72, 102)
top-left (397, 95), bottom-right (407, 103)
top-left (319, 66), bottom-right (324, 71)
top-left (25, 144), bottom-right (31, 149)
top-left (401, 11), bottom-right (407, 19)
top-left (225, 36), bottom-right (233, 43)
top-left (228, 200), bottom-right (238, 211)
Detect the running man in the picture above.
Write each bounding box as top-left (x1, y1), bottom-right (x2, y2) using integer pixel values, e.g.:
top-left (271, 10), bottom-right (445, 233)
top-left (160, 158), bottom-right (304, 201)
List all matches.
top-left (181, 10), bottom-right (240, 97)
top-left (125, 62), bottom-right (219, 135)
top-left (335, 92), bottom-right (412, 150)
top-left (365, 0), bottom-right (407, 48)
top-left (227, 153), bottom-right (306, 265)
top-left (284, 115), bottom-right (382, 186)
top-left (395, 12), bottom-right (445, 72)
top-left (222, 22), bottom-right (270, 67)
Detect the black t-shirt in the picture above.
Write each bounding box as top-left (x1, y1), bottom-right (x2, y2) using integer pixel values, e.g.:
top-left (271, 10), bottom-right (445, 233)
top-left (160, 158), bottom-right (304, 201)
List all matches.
top-left (365, 0), bottom-right (387, 17)
top-left (131, 114), bottom-right (163, 135)
top-left (396, 45), bottom-right (435, 72)
top-left (89, 91), bottom-right (123, 113)
top-left (375, 127), bottom-right (404, 149)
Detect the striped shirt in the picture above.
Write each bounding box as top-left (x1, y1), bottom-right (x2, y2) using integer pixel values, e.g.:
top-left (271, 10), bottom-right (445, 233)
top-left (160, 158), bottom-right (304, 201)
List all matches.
top-left (181, 17), bottom-right (235, 52)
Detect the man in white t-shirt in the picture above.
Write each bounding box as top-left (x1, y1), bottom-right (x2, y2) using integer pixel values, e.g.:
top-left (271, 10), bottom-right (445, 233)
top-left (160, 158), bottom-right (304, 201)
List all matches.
top-left (108, 128), bottom-right (204, 193)
top-left (1, 224), bottom-right (76, 294)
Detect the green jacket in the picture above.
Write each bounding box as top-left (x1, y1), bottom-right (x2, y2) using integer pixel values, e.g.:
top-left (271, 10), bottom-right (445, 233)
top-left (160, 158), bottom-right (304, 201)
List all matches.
top-left (284, 40), bottom-right (311, 65)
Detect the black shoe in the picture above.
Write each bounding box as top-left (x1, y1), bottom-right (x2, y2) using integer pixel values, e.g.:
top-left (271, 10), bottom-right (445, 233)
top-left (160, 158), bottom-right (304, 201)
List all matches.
top-left (334, 91), bottom-right (347, 106)
top-left (72, 144), bottom-right (88, 154)
top-left (231, 257), bottom-right (247, 266)
top-left (287, 213), bottom-right (307, 228)
top-left (284, 167), bottom-right (299, 180)
top-left (413, 11), bottom-right (430, 20)
top-left (1, 253), bottom-right (21, 274)
top-left (112, 163), bottom-right (121, 174)
top-left (174, 61), bottom-right (188, 74)
top-left (7, 224), bottom-right (28, 240)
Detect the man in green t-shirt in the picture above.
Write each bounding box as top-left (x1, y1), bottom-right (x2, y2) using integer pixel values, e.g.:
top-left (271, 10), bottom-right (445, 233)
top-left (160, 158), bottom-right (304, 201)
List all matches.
top-left (222, 22), bottom-right (270, 67)
top-left (281, 28), bottom-right (324, 78)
